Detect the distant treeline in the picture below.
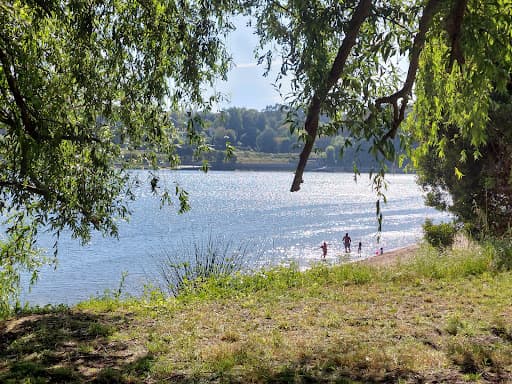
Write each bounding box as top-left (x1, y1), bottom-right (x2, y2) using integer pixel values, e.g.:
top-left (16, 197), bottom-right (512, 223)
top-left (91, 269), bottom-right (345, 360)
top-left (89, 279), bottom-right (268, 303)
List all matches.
top-left (170, 105), bottom-right (404, 170)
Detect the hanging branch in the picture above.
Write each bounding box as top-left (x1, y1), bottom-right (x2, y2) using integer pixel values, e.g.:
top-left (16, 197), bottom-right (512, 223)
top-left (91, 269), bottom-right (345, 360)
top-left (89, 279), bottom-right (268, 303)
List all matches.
top-left (0, 47), bottom-right (40, 141)
top-left (291, 0), bottom-right (372, 192)
top-left (0, 179), bottom-right (102, 230)
top-left (375, 0), bottom-right (442, 143)
top-left (0, 44), bottom-right (102, 145)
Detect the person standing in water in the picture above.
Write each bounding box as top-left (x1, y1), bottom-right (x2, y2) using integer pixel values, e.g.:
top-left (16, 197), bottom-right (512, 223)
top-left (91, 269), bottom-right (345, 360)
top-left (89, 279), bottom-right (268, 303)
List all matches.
top-left (358, 241), bottom-right (362, 255)
top-left (342, 233), bottom-right (352, 253)
top-left (320, 241), bottom-right (328, 259)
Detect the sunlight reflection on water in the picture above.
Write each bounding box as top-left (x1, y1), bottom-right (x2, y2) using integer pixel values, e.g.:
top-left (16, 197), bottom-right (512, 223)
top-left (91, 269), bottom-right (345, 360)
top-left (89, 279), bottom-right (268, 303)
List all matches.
top-left (21, 170), bottom-right (448, 305)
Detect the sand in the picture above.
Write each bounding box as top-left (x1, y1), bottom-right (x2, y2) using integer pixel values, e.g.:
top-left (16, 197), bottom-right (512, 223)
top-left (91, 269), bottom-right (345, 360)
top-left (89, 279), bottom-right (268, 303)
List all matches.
top-left (361, 244), bottom-right (420, 266)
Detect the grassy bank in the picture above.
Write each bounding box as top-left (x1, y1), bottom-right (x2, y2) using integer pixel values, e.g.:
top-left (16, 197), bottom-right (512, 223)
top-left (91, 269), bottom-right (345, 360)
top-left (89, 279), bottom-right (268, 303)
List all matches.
top-left (1, 244), bottom-right (512, 383)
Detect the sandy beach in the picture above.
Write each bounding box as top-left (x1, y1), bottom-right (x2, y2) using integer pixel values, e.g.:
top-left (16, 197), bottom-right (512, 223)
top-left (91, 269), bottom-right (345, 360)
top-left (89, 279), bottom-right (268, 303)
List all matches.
top-left (361, 243), bottom-right (421, 266)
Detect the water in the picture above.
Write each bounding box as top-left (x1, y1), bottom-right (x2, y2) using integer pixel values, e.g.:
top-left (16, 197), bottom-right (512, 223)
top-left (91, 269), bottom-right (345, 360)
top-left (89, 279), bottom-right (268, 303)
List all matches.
top-left (21, 171), bottom-right (447, 305)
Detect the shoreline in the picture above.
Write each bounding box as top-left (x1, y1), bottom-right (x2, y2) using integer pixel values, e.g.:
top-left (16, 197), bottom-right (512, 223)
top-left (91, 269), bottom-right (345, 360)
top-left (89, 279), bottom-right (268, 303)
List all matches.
top-left (123, 163), bottom-right (411, 174)
top-left (360, 243), bottom-right (420, 266)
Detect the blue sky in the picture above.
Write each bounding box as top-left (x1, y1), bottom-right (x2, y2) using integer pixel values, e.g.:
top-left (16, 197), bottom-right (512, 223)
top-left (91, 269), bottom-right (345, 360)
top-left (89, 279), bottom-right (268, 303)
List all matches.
top-left (212, 16), bottom-right (409, 112)
top-left (210, 17), bottom-right (288, 111)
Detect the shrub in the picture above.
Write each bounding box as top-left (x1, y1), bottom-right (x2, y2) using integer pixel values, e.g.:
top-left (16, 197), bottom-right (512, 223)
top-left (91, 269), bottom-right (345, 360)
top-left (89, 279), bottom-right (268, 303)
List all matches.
top-left (423, 219), bottom-right (457, 249)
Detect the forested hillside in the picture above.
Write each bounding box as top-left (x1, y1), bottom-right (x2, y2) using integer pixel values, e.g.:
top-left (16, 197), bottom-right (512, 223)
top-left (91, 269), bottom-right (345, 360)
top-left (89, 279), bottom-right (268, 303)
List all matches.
top-left (170, 105), bottom-right (404, 171)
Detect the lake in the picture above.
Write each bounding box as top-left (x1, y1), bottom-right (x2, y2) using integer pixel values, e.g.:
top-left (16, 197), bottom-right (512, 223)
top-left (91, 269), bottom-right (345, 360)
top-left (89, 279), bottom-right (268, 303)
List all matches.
top-left (21, 170), bottom-right (447, 305)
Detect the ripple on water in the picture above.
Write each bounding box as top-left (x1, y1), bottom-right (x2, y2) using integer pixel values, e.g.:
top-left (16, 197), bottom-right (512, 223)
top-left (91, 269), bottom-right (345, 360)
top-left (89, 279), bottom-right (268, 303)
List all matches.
top-left (20, 171), bottom-right (449, 305)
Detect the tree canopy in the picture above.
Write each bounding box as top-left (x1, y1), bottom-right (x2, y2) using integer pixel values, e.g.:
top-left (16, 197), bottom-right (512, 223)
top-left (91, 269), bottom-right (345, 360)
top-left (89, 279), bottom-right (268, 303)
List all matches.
top-left (0, 0), bottom-right (236, 311)
top-left (246, 0), bottom-right (511, 229)
top-left (415, 82), bottom-right (512, 236)
top-left (246, 0), bottom-right (511, 184)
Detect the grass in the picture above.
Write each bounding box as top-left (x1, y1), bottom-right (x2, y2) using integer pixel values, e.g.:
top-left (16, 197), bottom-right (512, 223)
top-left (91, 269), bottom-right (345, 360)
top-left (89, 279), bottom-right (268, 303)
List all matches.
top-left (118, 148), bottom-right (306, 168)
top-left (232, 150), bottom-right (299, 164)
top-left (1, 243), bottom-right (512, 383)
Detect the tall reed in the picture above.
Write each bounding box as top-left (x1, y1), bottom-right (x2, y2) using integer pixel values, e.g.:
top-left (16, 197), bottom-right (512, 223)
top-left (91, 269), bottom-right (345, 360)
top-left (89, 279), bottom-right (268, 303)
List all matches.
top-left (156, 235), bottom-right (252, 296)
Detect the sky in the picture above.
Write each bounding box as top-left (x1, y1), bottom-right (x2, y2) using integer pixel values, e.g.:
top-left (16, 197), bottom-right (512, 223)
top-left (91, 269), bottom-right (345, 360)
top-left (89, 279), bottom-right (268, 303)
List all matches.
top-left (212, 17), bottom-right (408, 112)
top-left (209, 17), bottom-right (289, 111)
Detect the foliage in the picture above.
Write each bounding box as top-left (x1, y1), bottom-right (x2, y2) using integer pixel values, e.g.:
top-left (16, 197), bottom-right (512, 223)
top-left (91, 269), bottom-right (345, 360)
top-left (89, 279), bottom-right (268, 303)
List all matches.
top-left (255, 126), bottom-right (278, 152)
top-left (409, 1), bottom-right (512, 154)
top-left (401, 244), bottom-right (492, 280)
top-left (0, 0), bottom-right (236, 314)
top-left (415, 85), bottom-right (512, 237)
top-left (487, 238), bottom-right (512, 271)
top-left (422, 218), bottom-right (457, 249)
top-left (173, 105), bottom-right (403, 171)
top-left (244, 0), bottom-right (512, 237)
top-left (248, 0), bottom-right (412, 188)
top-left (2, 0), bottom-right (512, 318)
top-left (407, 1), bottom-right (512, 238)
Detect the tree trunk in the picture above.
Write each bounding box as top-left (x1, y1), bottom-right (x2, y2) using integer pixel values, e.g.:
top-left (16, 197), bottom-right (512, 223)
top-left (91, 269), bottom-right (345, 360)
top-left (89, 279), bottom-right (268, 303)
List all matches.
top-left (291, 0), bottom-right (372, 192)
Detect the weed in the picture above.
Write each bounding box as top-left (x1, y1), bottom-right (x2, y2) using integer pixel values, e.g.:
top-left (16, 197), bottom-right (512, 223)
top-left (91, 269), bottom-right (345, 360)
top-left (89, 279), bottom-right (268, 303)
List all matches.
top-left (463, 372), bottom-right (483, 382)
top-left (488, 238), bottom-right (512, 271)
top-left (399, 245), bottom-right (491, 281)
top-left (220, 331), bottom-right (240, 343)
top-left (87, 322), bottom-right (114, 338)
top-left (95, 367), bottom-right (123, 383)
top-left (447, 340), bottom-right (495, 374)
top-left (490, 322), bottom-right (512, 343)
top-left (445, 315), bottom-right (466, 336)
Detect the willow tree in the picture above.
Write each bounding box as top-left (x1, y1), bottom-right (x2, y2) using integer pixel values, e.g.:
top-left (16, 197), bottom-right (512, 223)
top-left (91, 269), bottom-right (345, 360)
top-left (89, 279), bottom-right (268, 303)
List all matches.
top-left (415, 82), bottom-right (512, 237)
top-left (0, 0), bottom-right (236, 312)
top-left (247, 0), bottom-right (512, 224)
top-left (409, 1), bottom-right (512, 235)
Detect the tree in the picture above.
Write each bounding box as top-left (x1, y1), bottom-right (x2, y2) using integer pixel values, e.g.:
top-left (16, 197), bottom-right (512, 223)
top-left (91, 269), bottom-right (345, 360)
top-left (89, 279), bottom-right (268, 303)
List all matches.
top-left (247, 0), bottom-right (511, 188)
top-left (2, 0), bottom-right (511, 312)
top-left (415, 83), bottom-right (512, 237)
top-left (212, 127), bottom-right (236, 148)
top-left (325, 145), bottom-right (336, 165)
top-left (247, 0), bottom-right (511, 231)
top-left (239, 108), bottom-right (262, 148)
top-left (256, 127), bottom-right (277, 152)
top-left (0, 0), bottom-right (236, 312)
top-left (225, 107), bottom-right (244, 134)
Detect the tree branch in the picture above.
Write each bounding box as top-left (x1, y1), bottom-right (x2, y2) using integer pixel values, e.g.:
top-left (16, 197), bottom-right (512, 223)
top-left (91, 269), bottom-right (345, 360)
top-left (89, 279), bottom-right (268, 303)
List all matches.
top-left (375, 0), bottom-right (442, 142)
top-left (0, 53), bottom-right (102, 145)
top-left (445, 0), bottom-right (467, 70)
top-left (270, 1), bottom-right (291, 14)
top-left (59, 134), bottom-right (102, 143)
top-left (0, 47), bottom-right (40, 140)
top-left (291, 0), bottom-right (372, 192)
top-left (378, 13), bottom-right (414, 37)
top-left (0, 178), bottom-right (101, 230)
top-left (39, 118), bottom-right (102, 143)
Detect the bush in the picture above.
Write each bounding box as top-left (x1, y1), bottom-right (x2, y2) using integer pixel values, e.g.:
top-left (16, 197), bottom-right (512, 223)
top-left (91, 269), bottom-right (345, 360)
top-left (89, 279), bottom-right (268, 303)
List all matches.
top-left (423, 219), bottom-right (457, 249)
